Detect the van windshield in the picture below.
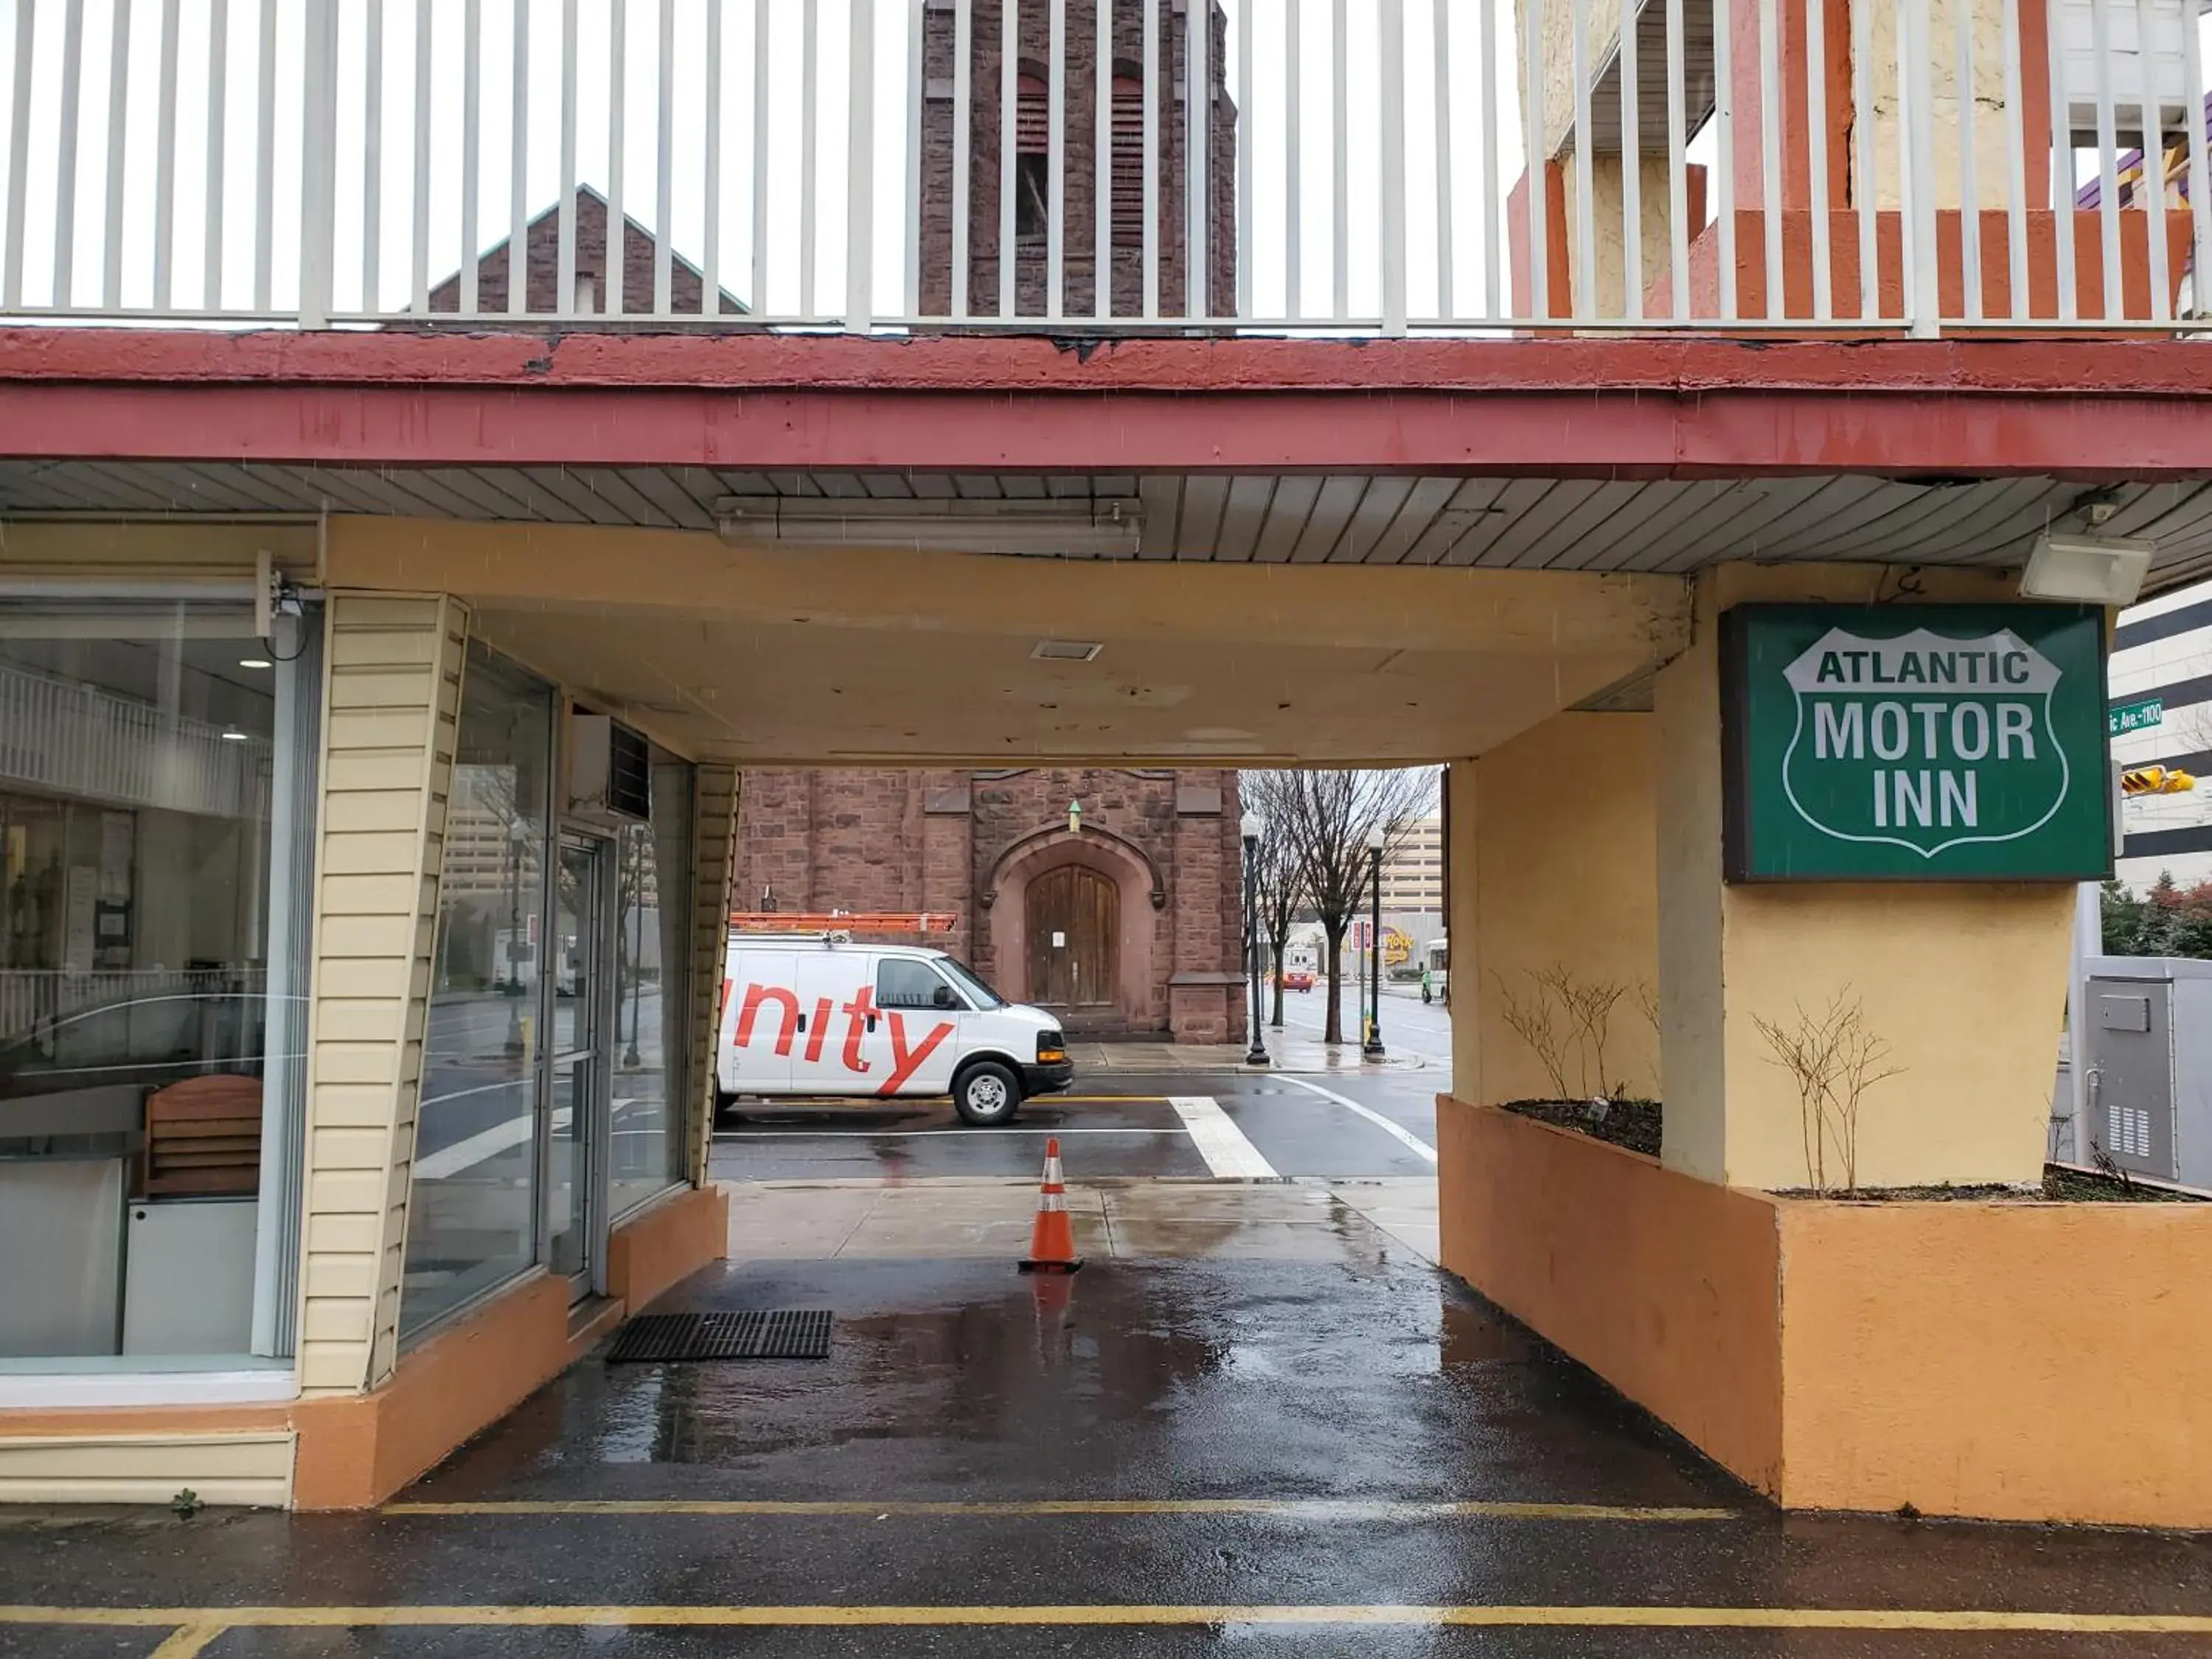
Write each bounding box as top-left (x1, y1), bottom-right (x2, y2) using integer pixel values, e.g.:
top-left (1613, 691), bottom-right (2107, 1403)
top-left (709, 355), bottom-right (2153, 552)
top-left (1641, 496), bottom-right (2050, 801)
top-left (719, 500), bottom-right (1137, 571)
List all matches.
top-left (939, 958), bottom-right (1006, 1009)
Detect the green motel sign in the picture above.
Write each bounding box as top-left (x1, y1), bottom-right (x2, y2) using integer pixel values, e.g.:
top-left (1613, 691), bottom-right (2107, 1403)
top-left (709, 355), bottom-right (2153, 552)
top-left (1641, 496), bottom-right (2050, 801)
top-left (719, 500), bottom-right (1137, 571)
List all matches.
top-left (1721, 604), bottom-right (2111, 882)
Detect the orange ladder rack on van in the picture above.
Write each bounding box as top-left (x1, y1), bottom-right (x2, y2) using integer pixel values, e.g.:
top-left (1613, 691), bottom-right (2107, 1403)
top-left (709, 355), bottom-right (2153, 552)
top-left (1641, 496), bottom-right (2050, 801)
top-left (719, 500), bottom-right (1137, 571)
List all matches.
top-left (728, 912), bottom-right (960, 933)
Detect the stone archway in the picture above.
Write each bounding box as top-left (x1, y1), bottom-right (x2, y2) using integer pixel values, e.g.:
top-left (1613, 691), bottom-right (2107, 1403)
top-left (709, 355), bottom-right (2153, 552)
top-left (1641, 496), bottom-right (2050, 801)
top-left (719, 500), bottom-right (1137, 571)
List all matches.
top-left (984, 826), bottom-right (1162, 1034)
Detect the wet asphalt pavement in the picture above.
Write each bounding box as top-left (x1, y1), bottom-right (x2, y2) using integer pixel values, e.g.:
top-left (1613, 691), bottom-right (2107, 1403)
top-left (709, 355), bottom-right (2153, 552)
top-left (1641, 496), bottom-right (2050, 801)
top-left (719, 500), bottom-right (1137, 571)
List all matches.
top-left (709, 1068), bottom-right (1443, 1183)
top-left (4, 1062), bottom-right (2212, 1655)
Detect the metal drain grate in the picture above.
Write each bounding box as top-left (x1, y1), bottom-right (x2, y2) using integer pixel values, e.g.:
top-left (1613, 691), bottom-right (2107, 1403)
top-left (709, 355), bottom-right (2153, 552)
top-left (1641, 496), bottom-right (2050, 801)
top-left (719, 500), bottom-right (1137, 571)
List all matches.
top-left (605, 1310), bottom-right (834, 1363)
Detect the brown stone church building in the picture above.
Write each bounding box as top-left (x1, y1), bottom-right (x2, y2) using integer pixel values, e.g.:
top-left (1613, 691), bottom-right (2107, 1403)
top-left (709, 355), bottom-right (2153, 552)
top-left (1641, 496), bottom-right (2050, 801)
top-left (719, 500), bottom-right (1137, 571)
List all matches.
top-left (420, 1), bottom-right (1247, 1042)
top-left (737, 769), bottom-right (1247, 1044)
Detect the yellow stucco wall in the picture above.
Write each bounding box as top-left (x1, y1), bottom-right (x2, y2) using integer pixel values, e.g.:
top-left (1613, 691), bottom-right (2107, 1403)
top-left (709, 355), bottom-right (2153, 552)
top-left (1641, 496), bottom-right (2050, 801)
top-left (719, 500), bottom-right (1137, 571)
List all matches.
top-left (1524, 0), bottom-right (1626, 161)
top-left (1859, 0), bottom-right (2024, 212)
top-left (1655, 563), bottom-right (2076, 1191)
top-left (1560, 158), bottom-right (1680, 318)
top-left (1454, 714), bottom-right (1661, 1106)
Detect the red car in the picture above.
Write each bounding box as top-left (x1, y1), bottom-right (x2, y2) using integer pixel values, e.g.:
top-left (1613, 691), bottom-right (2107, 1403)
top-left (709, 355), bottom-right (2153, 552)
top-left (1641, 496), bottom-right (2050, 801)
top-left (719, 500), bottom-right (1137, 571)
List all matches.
top-left (1279, 968), bottom-right (1316, 992)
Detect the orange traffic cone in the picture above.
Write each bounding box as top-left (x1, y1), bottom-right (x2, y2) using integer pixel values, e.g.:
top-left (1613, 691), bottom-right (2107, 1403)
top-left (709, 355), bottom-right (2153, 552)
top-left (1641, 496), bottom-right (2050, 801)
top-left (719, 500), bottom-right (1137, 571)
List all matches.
top-left (1018, 1136), bottom-right (1084, 1274)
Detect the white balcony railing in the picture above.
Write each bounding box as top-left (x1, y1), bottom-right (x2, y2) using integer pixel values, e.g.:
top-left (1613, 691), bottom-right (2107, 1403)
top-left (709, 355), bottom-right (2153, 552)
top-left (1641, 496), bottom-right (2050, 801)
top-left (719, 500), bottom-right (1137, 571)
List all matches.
top-left (0, 662), bottom-right (271, 821)
top-left (0, 0), bottom-right (2204, 336)
top-left (0, 966), bottom-right (264, 1041)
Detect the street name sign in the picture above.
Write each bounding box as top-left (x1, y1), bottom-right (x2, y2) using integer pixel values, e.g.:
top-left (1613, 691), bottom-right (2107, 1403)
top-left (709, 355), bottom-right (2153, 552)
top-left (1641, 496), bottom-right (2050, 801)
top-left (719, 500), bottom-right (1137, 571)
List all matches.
top-left (1721, 604), bottom-right (2110, 882)
top-left (2110, 696), bottom-right (2164, 737)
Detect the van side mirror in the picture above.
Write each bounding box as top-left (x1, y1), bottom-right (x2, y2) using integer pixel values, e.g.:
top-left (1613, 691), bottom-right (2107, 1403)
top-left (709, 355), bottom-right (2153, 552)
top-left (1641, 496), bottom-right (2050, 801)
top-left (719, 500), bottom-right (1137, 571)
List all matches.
top-left (932, 985), bottom-right (961, 1010)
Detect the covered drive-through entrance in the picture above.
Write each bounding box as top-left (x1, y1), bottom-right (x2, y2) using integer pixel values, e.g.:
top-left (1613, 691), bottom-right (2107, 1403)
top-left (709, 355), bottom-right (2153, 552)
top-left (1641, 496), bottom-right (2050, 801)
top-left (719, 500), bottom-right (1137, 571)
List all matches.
top-left (6, 438), bottom-right (2212, 1645)
top-left (4, 379), bottom-right (2211, 1535)
top-left (7, 0), bottom-right (2212, 1634)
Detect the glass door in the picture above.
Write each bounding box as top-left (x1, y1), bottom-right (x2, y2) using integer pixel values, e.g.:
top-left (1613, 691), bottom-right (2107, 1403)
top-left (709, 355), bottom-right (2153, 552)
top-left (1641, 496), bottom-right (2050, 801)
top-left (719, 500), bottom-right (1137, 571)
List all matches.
top-left (546, 835), bottom-right (612, 1298)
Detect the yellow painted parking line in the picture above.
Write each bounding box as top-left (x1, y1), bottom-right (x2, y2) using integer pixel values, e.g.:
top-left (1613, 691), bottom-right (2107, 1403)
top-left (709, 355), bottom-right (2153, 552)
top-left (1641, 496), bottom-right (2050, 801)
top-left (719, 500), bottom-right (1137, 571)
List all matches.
top-left (147, 1624), bottom-right (226, 1658)
top-left (380, 1497), bottom-right (1738, 1523)
top-left (9, 1604), bottom-right (2212, 1637)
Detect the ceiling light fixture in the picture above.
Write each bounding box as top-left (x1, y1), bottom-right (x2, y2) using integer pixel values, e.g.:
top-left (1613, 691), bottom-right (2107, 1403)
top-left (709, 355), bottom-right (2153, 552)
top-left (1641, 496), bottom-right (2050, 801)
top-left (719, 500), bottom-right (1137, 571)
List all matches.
top-left (238, 657), bottom-right (273, 669)
top-left (715, 496), bottom-right (1144, 557)
top-left (219, 728), bottom-right (250, 742)
top-left (2020, 532), bottom-right (2154, 608)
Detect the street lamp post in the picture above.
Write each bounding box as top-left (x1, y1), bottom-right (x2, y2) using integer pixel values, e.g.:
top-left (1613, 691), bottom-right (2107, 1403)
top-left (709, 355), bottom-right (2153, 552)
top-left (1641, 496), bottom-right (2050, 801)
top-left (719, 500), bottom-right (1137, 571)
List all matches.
top-left (1363, 824), bottom-right (1386, 1060)
top-left (622, 835), bottom-right (644, 1069)
top-left (1241, 810), bottom-right (1269, 1067)
top-left (504, 816), bottom-right (528, 1058)
top-left (505, 818), bottom-right (526, 992)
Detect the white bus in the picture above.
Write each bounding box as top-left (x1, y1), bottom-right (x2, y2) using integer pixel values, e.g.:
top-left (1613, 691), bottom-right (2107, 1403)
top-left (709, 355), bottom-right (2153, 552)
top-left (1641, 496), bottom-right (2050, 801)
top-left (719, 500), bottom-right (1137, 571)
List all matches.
top-left (1422, 936), bottom-right (1449, 1004)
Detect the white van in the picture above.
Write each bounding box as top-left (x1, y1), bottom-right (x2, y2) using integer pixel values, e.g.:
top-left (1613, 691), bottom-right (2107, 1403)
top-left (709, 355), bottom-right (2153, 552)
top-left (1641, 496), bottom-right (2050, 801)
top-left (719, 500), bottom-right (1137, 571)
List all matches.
top-left (717, 932), bottom-right (1073, 1125)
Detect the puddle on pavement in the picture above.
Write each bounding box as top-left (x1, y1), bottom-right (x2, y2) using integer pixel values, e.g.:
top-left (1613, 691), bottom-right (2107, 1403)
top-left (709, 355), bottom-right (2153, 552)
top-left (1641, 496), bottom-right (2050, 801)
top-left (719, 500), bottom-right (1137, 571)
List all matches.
top-left (401, 1250), bottom-right (1721, 1517)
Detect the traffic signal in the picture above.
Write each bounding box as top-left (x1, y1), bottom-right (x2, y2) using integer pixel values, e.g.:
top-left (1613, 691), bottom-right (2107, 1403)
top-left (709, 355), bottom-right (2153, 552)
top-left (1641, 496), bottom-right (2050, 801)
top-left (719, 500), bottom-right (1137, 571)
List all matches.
top-left (2121, 766), bottom-right (2197, 796)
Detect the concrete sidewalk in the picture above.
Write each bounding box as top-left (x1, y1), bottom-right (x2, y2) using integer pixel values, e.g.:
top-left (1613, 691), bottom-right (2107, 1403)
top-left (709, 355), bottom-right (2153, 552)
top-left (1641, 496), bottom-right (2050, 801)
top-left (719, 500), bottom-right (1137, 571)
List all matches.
top-left (1070, 1036), bottom-right (1429, 1072)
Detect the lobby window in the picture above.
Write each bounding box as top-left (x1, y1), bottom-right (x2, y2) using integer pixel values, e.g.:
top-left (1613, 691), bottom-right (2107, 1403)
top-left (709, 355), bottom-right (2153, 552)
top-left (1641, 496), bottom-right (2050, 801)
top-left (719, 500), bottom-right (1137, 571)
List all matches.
top-left (0, 598), bottom-right (318, 1366)
top-left (608, 755), bottom-right (694, 1222)
top-left (404, 645), bottom-right (552, 1339)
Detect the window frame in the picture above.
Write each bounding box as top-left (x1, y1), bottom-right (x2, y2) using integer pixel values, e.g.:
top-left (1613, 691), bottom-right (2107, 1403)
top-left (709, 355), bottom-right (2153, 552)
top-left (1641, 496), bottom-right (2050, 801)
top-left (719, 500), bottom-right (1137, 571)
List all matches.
top-left (0, 594), bottom-right (318, 1377)
top-left (874, 956), bottom-right (967, 1014)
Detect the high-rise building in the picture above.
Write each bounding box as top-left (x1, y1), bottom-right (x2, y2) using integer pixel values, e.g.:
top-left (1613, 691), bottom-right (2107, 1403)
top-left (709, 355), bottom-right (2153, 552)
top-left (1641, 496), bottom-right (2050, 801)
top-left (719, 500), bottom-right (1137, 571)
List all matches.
top-left (1379, 815), bottom-right (1445, 913)
top-left (2111, 581), bottom-right (2212, 888)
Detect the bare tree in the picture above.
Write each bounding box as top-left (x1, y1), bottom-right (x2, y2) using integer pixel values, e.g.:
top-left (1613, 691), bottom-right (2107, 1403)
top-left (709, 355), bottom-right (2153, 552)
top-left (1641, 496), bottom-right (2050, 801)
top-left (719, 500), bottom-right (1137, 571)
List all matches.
top-left (1270, 768), bottom-right (1436, 1046)
top-left (1495, 972), bottom-right (1572, 1097)
top-left (1240, 771), bottom-right (1309, 1029)
top-left (1752, 989), bottom-right (1903, 1195)
top-left (1497, 964), bottom-right (1632, 1099)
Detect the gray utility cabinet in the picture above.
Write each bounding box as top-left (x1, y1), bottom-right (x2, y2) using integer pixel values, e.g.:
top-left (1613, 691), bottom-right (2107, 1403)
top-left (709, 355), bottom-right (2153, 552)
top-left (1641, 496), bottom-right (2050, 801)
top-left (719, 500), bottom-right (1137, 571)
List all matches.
top-left (2079, 956), bottom-right (2212, 1188)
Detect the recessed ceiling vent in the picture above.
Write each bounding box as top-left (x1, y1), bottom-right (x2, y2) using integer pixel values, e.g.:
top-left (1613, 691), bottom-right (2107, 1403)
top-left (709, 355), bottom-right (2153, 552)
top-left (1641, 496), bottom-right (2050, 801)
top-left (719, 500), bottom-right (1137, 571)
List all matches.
top-left (1032, 639), bottom-right (1105, 662)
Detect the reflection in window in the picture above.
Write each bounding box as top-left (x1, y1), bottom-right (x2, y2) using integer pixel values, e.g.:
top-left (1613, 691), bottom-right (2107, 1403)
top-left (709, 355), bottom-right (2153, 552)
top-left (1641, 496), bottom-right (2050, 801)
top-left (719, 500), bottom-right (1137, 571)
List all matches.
top-left (608, 759), bottom-right (692, 1220)
top-left (0, 602), bottom-right (293, 1360)
top-left (404, 647), bottom-right (551, 1338)
top-left (877, 958), bottom-right (956, 1012)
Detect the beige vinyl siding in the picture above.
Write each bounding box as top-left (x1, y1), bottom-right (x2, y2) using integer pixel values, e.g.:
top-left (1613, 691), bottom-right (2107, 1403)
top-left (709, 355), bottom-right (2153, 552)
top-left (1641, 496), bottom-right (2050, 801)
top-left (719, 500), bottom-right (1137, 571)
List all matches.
top-left (686, 766), bottom-right (740, 1186)
top-left (0, 1432), bottom-right (294, 1507)
top-left (298, 594), bottom-right (468, 1397)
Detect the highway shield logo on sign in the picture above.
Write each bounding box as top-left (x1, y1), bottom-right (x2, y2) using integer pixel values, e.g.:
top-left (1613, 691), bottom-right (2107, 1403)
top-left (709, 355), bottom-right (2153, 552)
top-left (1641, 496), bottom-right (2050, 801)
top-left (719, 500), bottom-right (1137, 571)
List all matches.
top-left (1779, 625), bottom-right (2070, 860)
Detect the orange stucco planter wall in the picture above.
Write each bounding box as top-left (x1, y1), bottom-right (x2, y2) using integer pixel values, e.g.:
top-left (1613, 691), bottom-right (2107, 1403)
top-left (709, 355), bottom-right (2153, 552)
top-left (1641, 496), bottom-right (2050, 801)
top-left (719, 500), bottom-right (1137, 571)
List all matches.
top-left (1438, 1095), bottom-right (2212, 1527)
top-left (606, 1184), bottom-right (730, 1314)
top-left (293, 1183), bottom-right (728, 1510)
top-left (291, 1271), bottom-right (574, 1510)
top-left (1437, 1091), bottom-right (1784, 1493)
top-left (1778, 1203), bottom-right (2212, 1527)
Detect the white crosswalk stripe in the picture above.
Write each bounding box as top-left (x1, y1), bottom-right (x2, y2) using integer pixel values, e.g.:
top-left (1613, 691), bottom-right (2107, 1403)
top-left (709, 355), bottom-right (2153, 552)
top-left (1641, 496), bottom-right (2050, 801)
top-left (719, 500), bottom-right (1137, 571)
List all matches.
top-left (1167, 1095), bottom-right (1279, 1179)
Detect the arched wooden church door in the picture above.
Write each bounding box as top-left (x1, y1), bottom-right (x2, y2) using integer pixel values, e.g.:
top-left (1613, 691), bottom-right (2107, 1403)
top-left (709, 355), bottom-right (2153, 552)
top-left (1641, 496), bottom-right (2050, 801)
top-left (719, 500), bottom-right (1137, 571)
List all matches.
top-left (1026, 865), bottom-right (1117, 1008)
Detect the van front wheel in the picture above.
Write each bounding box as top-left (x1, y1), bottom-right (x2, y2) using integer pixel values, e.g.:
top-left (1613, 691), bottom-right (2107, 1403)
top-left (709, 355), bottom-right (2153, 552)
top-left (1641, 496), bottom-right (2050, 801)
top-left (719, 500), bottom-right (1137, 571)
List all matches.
top-left (953, 1060), bottom-right (1022, 1127)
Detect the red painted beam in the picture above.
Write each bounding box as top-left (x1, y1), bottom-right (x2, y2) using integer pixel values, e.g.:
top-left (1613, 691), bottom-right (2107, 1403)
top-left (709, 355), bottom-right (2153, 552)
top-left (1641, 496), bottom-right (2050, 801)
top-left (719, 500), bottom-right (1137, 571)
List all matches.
top-left (7, 326), bottom-right (2212, 394)
top-left (0, 328), bottom-right (2208, 478)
